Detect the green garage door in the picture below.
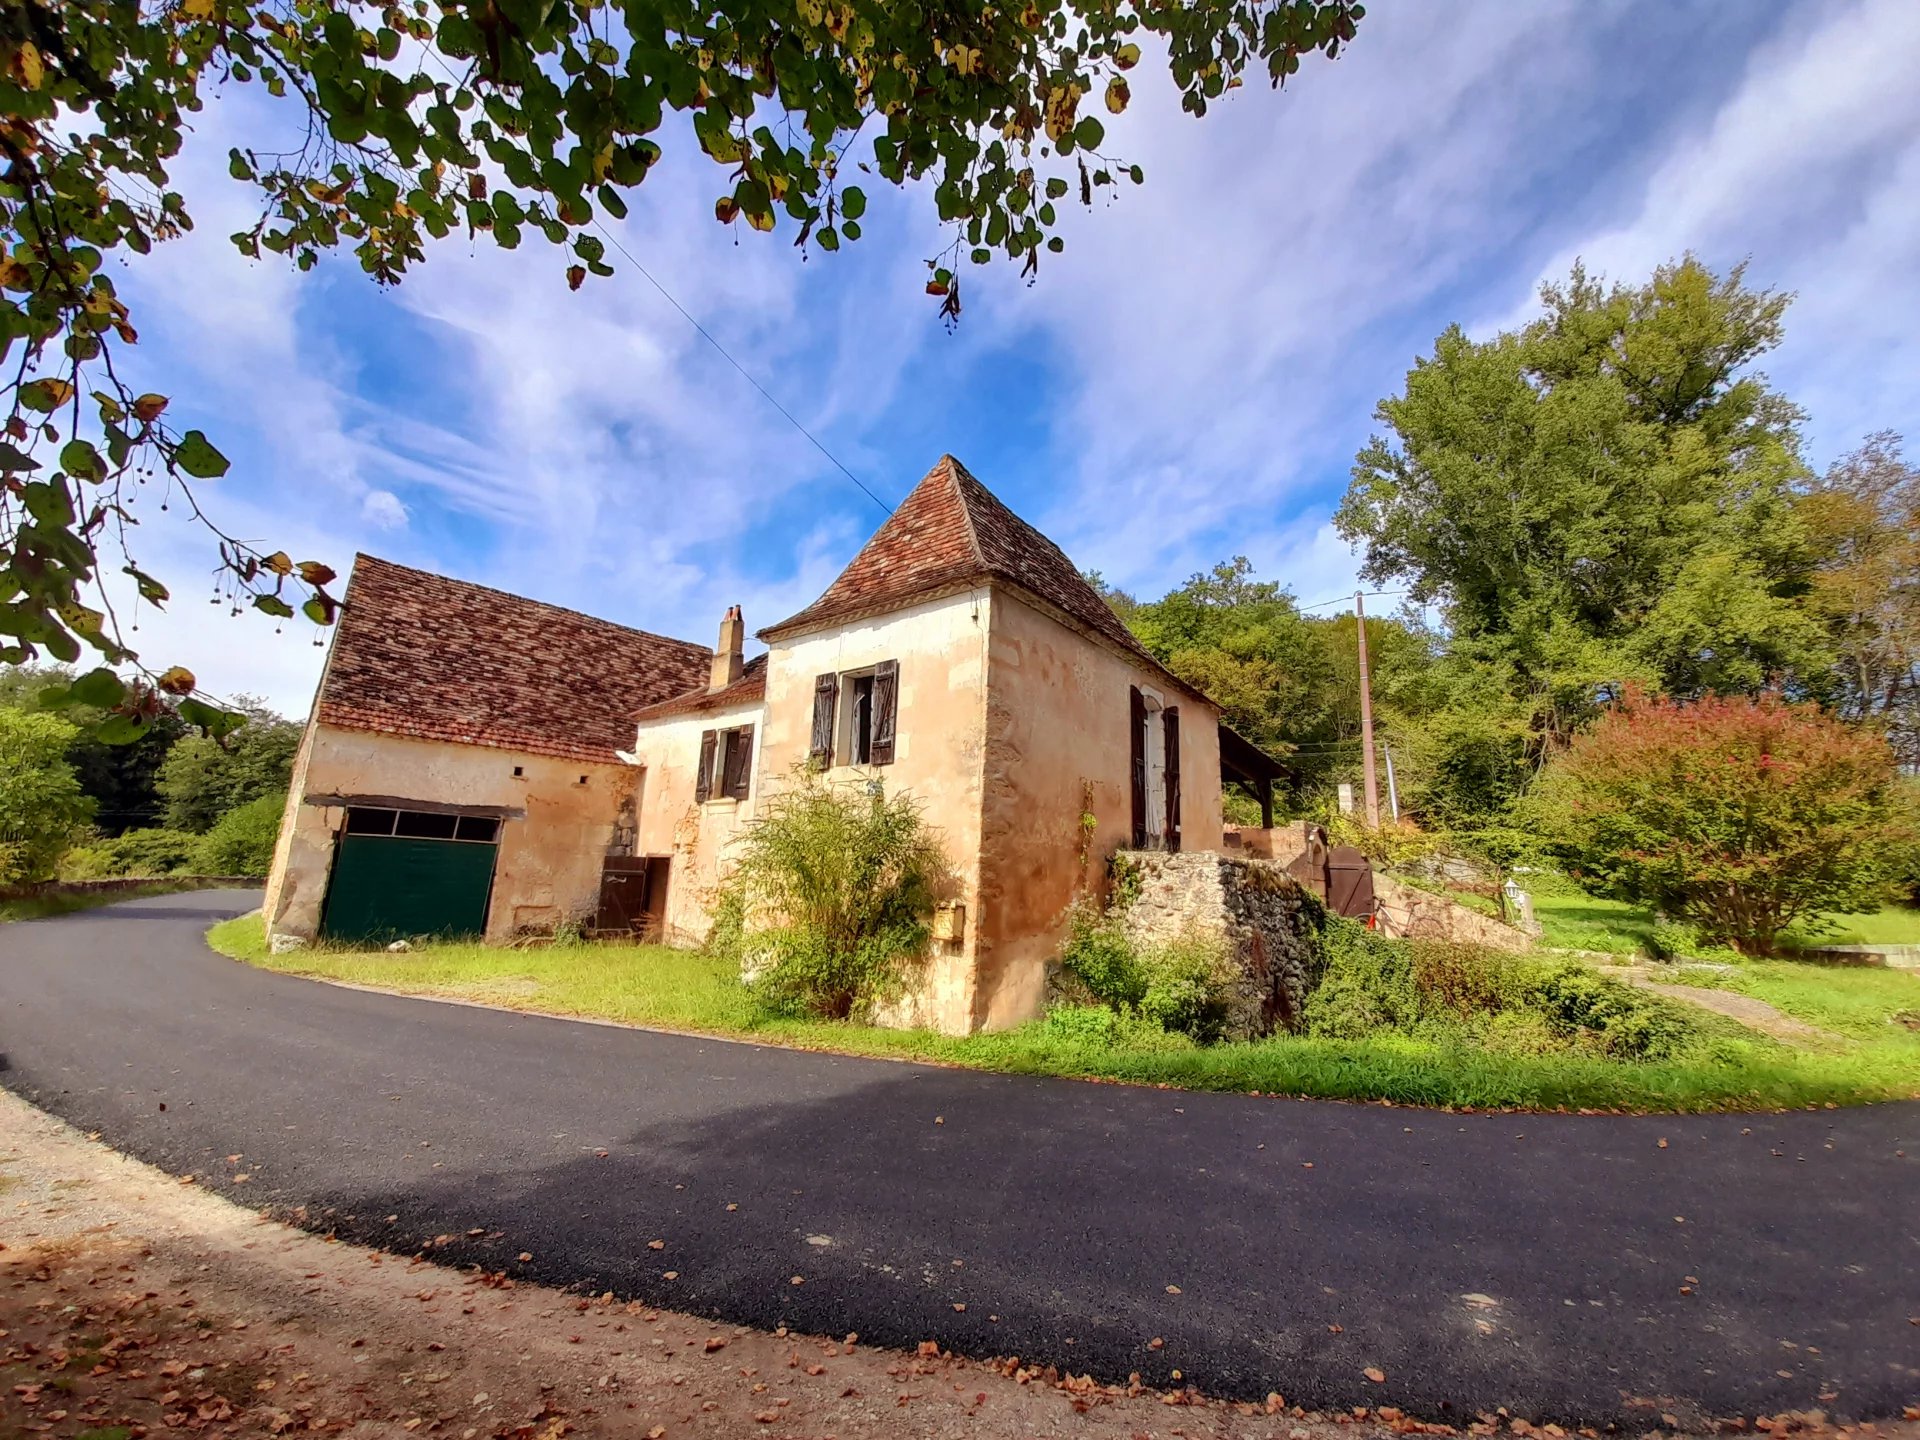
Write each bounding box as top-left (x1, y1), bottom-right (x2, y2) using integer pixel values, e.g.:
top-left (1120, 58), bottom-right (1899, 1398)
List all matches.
top-left (320, 807), bottom-right (501, 944)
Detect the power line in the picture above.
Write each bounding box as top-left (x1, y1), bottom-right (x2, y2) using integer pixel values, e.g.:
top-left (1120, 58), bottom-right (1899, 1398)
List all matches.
top-left (412, 40), bottom-right (895, 519)
top-left (589, 222), bottom-right (894, 517)
top-left (1296, 588), bottom-right (1411, 614)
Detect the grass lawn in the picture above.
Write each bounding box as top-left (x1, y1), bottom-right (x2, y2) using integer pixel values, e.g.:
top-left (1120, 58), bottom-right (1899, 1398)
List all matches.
top-left (0, 879), bottom-right (242, 924)
top-left (1524, 872), bottom-right (1920, 956)
top-left (208, 913), bottom-right (1920, 1114)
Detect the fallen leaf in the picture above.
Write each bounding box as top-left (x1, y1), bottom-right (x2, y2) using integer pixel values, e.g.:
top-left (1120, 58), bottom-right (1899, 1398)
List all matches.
top-left (648, 1240), bottom-right (665, 1250)
top-left (517, 1253), bottom-right (533, 1263)
top-left (1165, 1285), bottom-right (1181, 1295)
top-left (646, 1428), bottom-right (665, 1439)
top-left (703, 1337), bottom-right (727, 1353)
top-left (1657, 1138), bottom-right (1669, 1149)
top-left (1364, 1367), bottom-right (1386, 1383)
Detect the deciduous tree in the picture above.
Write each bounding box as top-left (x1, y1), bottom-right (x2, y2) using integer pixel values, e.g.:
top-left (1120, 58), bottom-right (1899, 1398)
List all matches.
top-left (0, 706), bottom-right (93, 881)
top-left (1339, 258), bottom-right (1823, 748)
top-left (1533, 689), bottom-right (1915, 954)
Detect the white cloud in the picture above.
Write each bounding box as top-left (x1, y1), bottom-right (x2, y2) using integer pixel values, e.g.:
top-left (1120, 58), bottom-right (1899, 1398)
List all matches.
top-left (1478, 0), bottom-right (1920, 464)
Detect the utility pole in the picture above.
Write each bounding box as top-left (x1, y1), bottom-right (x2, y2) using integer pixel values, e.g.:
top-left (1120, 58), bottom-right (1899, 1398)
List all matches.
top-left (1383, 744), bottom-right (1400, 823)
top-left (1355, 592), bottom-right (1381, 828)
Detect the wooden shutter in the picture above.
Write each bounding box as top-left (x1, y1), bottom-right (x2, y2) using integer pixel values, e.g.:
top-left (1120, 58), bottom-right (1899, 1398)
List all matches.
top-left (694, 729), bottom-right (717, 804)
top-left (725, 726), bottom-right (753, 800)
top-left (1163, 706), bottom-right (1182, 853)
top-left (809, 673), bottom-right (838, 767)
top-left (1129, 685), bottom-right (1147, 848)
top-left (870, 660), bottom-right (899, 766)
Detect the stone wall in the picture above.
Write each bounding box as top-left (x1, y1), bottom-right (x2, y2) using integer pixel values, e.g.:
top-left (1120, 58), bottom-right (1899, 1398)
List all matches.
top-left (1371, 871), bottom-right (1535, 952)
top-left (1115, 851), bottom-right (1325, 1040)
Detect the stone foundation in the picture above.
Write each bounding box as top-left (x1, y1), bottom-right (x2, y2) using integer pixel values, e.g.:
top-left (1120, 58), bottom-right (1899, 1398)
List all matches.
top-left (1115, 851), bottom-right (1325, 1040)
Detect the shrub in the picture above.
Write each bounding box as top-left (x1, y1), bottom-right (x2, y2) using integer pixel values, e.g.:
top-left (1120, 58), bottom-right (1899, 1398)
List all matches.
top-left (1525, 963), bottom-right (1699, 1061)
top-left (727, 767), bottom-right (946, 1021)
top-left (1534, 689), bottom-right (1916, 953)
top-left (1060, 909), bottom-right (1146, 1011)
top-left (62, 827), bottom-right (201, 878)
top-left (1138, 934), bottom-right (1234, 1042)
top-left (194, 793), bottom-right (286, 877)
top-left (1059, 909), bottom-right (1234, 1043)
top-left (1409, 939), bottom-right (1524, 1018)
top-left (1304, 918), bottom-right (1420, 1039)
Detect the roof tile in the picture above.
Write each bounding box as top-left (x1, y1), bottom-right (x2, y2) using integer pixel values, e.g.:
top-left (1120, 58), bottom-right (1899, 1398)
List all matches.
top-left (316, 555), bottom-right (711, 764)
top-left (761, 454), bottom-right (1171, 675)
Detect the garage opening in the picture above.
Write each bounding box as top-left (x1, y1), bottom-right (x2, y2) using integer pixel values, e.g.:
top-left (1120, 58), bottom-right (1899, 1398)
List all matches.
top-left (320, 805), bottom-right (502, 944)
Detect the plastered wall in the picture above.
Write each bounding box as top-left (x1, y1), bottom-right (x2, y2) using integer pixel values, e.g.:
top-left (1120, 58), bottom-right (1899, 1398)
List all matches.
top-left (975, 591), bottom-right (1223, 1030)
top-left (264, 725), bottom-right (634, 946)
top-left (628, 701), bottom-right (767, 945)
top-left (759, 589), bottom-right (994, 1033)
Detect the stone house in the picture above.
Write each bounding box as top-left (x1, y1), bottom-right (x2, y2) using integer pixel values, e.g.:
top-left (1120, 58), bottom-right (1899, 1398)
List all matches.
top-left (264, 456), bottom-right (1287, 1032)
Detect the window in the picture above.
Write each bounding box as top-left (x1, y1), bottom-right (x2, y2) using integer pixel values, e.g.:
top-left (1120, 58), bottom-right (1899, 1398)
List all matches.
top-left (808, 659), bottom-right (897, 768)
top-left (1128, 686), bottom-right (1181, 852)
top-left (343, 807), bottom-right (500, 844)
top-left (694, 724), bottom-right (754, 803)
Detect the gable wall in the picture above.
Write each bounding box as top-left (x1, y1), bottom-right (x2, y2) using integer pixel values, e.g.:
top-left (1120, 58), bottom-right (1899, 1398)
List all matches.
top-left (975, 590), bottom-right (1223, 1030)
top-left (761, 588), bottom-right (994, 1033)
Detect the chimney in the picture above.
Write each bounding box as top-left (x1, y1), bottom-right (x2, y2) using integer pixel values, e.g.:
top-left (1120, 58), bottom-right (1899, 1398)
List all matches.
top-left (710, 605), bottom-right (744, 691)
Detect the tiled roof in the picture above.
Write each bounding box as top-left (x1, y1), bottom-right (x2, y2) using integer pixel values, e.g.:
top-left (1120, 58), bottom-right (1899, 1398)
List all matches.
top-left (633, 653), bottom-right (768, 723)
top-left (316, 555), bottom-right (712, 764)
top-left (761, 455), bottom-right (1184, 683)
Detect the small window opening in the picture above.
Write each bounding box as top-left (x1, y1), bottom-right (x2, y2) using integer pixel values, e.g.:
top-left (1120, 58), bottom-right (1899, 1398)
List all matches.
top-left (849, 673), bottom-right (875, 765)
top-left (512, 765), bottom-right (524, 778)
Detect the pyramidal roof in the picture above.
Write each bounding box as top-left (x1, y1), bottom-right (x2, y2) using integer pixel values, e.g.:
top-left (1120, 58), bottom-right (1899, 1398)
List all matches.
top-left (760, 455), bottom-right (1160, 669)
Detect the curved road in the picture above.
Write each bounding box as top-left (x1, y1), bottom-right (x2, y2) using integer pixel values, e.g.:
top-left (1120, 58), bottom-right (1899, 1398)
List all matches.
top-left (2, 891), bottom-right (1917, 1425)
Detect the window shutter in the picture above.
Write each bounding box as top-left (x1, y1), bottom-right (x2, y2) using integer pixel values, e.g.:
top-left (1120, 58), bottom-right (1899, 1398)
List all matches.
top-left (870, 660), bottom-right (899, 766)
top-left (695, 729), bottom-right (717, 804)
top-left (725, 726), bottom-right (754, 800)
top-left (1129, 685), bottom-right (1147, 848)
top-left (810, 673), bottom-right (838, 767)
top-left (1163, 706), bottom-right (1182, 853)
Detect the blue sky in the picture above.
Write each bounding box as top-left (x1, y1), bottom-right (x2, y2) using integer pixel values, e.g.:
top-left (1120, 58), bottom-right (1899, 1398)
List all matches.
top-left (107, 0), bottom-right (1920, 716)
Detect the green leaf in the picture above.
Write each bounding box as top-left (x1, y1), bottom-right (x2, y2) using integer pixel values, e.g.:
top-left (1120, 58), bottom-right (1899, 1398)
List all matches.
top-left (69, 667), bottom-right (126, 708)
top-left (840, 185), bottom-right (866, 221)
top-left (179, 696), bottom-right (245, 738)
top-left (253, 594), bottom-right (296, 618)
top-left (1073, 116), bottom-right (1105, 151)
top-left (174, 430), bottom-right (230, 478)
top-left (60, 438), bottom-right (105, 483)
top-left (94, 713), bottom-right (148, 745)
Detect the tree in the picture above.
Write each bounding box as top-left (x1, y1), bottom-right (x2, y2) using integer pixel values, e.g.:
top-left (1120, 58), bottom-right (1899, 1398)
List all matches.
top-left (0, 707), bottom-right (93, 882)
top-left (195, 792), bottom-right (288, 877)
top-left (1338, 258), bottom-right (1824, 751)
top-left (1, 0), bottom-right (1366, 715)
top-left (1798, 432), bottom-right (1920, 768)
top-left (1532, 689), bottom-right (1916, 954)
top-left (0, 663), bottom-right (185, 832)
top-left (155, 697), bottom-right (301, 831)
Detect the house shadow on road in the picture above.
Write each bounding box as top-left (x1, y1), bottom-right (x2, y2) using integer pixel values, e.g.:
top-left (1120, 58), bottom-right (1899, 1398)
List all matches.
top-left (293, 1057), bottom-right (1920, 1427)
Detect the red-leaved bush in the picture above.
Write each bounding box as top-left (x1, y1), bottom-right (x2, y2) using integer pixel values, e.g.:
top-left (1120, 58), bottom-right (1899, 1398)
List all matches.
top-left (1536, 689), bottom-right (1917, 953)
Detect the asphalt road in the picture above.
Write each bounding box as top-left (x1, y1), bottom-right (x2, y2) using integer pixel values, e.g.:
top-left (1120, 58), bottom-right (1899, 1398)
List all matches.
top-left (2, 891), bottom-right (1917, 1424)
